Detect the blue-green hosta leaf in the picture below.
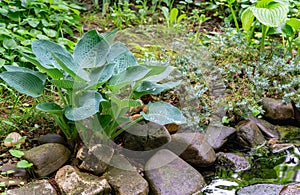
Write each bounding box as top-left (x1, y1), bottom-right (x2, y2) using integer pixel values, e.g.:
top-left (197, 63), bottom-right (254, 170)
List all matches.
top-left (3, 39), bottom-right (17, 50)
top-left (4, 65), bottom-right (47, 85)
top-left (250, 1), bottom-right (289, 27)
top-left (107, 42), bottom-right (138, 75)
top-left (22, 53), bottom-right (64, 79)
top-left (65, 91), bottom-right (106, 121)
top-left (87, 63), bottom-right (115, 89)
top-left (134, 80), bottom-right (181, 98)
top-left (241, 7), bottom-right (255, 31)
top-left (0, 72), bottom-right (45, 97)
top-left (109, 66), bottom-right (150, 86)
top-left (51, 52), bottom-right (88, 81)
top-left (50, 80), bottom-right (87, 90)
top-left (141, 102), bottom-right (186, 125)
top-left (99, 29), bottom-right (118, 45)
top-left (145, 66), bottom-right (175, 82)
top-left (36, 102), bottom-right (63, 114)
top-left (32, 40), bottom-right (72, 69)
top-left (73, 30), bottom-right (110, 68)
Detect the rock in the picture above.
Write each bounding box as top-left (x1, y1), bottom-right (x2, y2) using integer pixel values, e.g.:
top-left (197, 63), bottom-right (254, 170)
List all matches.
top-left (262, 97), bottom-right (294, 120)
top-left (292, 101), bottom-right (300, 125)
top-left (236, 183), bottom-right (284, 195)
top-left (6, 179), bottom-right (57, 195)
top-left (216, 152), bottom-right (251, 172)
top-left (76, 144), bottom-right (114, 175)
top-left (106, 155), bottom-right (149, 195)
top-left (236, 121), bottom-right (266, 149)
top-left (269, 143), bottom-right (294, 153)
top-left (23, 143), bottom-right (70, 177)
top-left (249, 116), bottom-right (280, 139)
top-left (0, 164), bottom-right (28, 178)
top-left (123, 122), bottom-right (171, 151)
top-left (280, 183), bottom-right (300, 195)
top-left (145, 149), bottom-right (205, 194)
top-left (205, 124), bottom-right (236, 150)
top-left (55, 165), bottom-right (111, 195)
top-left (38, 134), bottom-right (67, 145)
top-left (167, 132), bottom-right (216, 167)
top-left (3, 132), bottom-right (25, 147)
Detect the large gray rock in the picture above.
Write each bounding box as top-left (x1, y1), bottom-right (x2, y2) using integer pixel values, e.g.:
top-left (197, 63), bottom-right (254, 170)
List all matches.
top-left (205, 124), bottom-right (236, 150)
top-left (236, 121), bottom-right (266, 149)
top-left (55, 165), bottom-right (111, 195)
top-left (6, 179), bottom-right (57, 195)
top-left (123, 122), bottom-right (171, 151)
top-left (167, 132), bottom-right (216, 167)
top-left (262, 98), bottom-right (294, 120)
top-left (249, 116), bottom-right (280, 139)
top-left (106, 155), bottom-right (149, 195)
top-left (237, 183), bottom-right (284, 195)
top-left (76, 144), bottom-right (114, 175)
top-left (145, 149), bottom-right (205, 195)
top-left (23, 143), bottom-right (70, 177)
top-left (216, 152), bottom-right (251, 172)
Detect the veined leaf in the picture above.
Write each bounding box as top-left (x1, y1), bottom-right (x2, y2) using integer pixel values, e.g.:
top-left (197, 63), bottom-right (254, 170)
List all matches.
top-left (36, 102), bottom-right (63, 114)
top-left (144, 66), bottom-right (174, 82)
top-left (73, 30), bottom-right (110, 68)
top-left (250, 1), bottom-right (289, 27)
top-left (51, 52), bottom-right (88, 81)
top-left (65, 91), bottom-right (106, 121)
top-left (241, 7), bottom-right (255, 31)
top-left (134, 80), bottom-right (181, 98)
top-left (87, 63), bottom-right (115, 89)
top-left (0, 71), bottom-right (45, 97)
top-left (4, 65), bottom-right (47, 85)
top-left (107, 42), bottom-right (138, 75)
top-left (141, 102), bottom-right (186, 125)
top-left (22, 53), bottom-right (64, 79)
top-left (32, 40), bottom-right (72, 70)
top-left (109, 66), bottom-right (150, 86)
top-left (99, 29), bottom-right (118, 45)
top-left (50, 80), bottom-right (87, 90)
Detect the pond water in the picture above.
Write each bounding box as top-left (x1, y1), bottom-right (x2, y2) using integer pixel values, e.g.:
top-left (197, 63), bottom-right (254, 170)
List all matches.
top-left (200, 146), bottom-right (300, 195)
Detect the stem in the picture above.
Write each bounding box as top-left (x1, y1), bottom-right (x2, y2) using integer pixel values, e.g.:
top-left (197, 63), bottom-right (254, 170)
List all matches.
top-left (9, 94), bottom-right (19, 119)
top-left (248, 20), bottom-right (257, 44)
top-left (261, 25), bottom-right (268, 52)
top-left (57, 87), bottom-right (67, 106)
top-left (110, 116), bottom-right (144, 139)
top-left (229, 5), bottom-right (239, 31)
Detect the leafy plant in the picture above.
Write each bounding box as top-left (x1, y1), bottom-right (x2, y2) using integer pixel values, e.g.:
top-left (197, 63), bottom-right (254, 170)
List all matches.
top-left (161, 7), bottom-right (187, 27)
top-left (0, 0), bottom-right (84, 68)
top-left (241, 0), bottom-right (289, 51)
top-left (0, 29), bottom-right (186, 141)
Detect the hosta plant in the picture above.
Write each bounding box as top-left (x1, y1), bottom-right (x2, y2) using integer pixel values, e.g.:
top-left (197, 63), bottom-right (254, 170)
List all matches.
top-left (0, 29), bottom-right (186, 141)
top-left (241, 0), bottom-right (289, 51)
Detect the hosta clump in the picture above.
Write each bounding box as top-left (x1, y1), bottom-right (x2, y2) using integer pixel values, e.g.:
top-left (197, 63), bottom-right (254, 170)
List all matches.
top-left (0, 29), bottom-right (186, 140)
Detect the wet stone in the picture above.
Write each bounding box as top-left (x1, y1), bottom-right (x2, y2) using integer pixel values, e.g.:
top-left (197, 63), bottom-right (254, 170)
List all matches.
top-left (0, 164), bottom-right (28, 178)
top-left (236, 121), bottom-right (266, 149)
top-left (217, 152), bottom-right (251, 172)
top-left (205, 124), bottom-right (236, 150)
top-left (145, 149), bottom-right (205, 195)
top-left (38, 133), bottom-right (67, 146)
top-left (249, 116), bottom-right (280, 139)
top-left (237, 183), bottom-right (284, 195)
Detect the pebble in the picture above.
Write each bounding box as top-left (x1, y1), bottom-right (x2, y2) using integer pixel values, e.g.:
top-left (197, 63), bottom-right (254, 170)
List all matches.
top-left (3, 132), bottom-right (25, 147)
